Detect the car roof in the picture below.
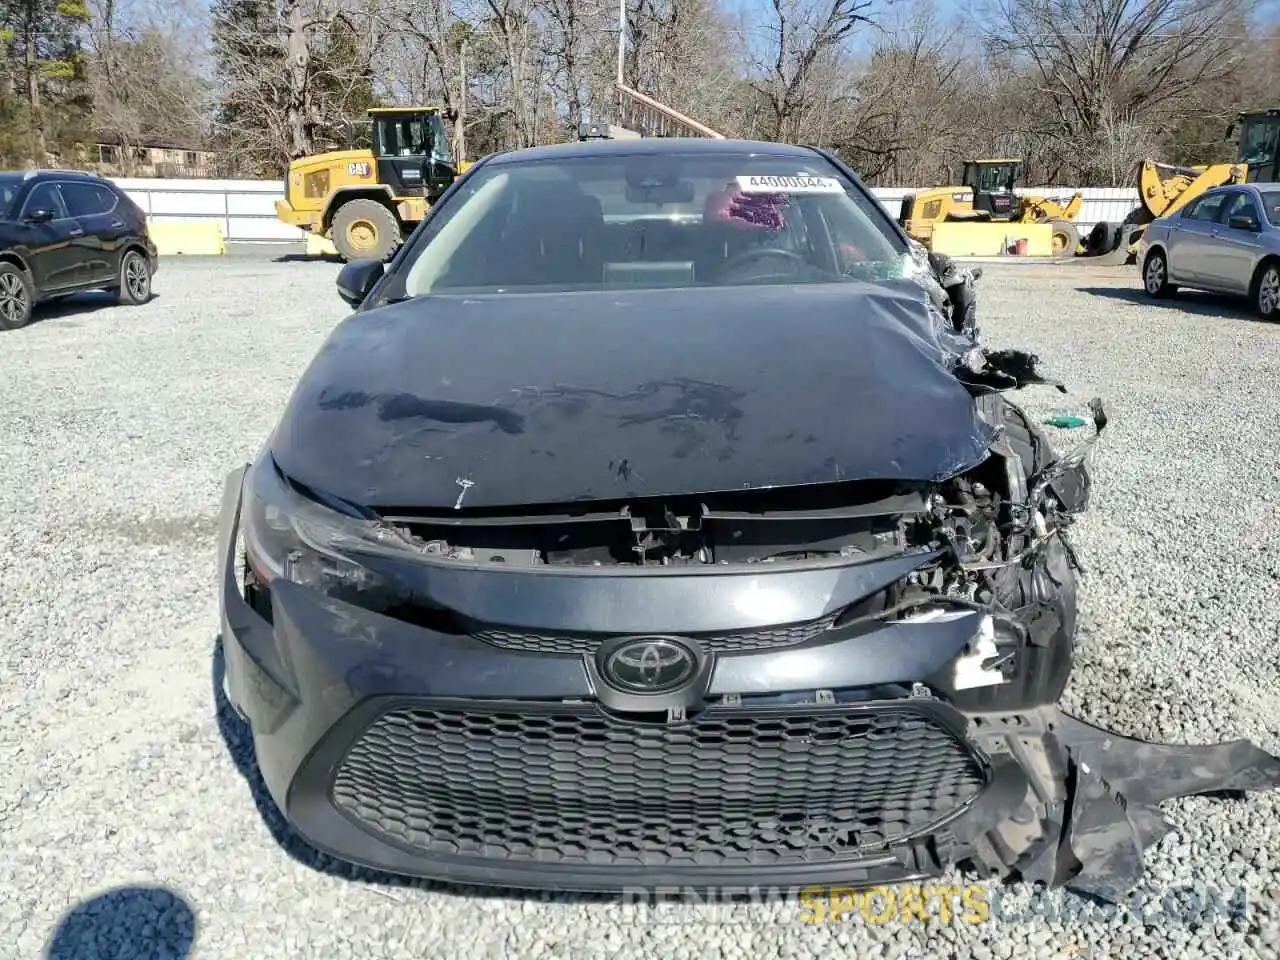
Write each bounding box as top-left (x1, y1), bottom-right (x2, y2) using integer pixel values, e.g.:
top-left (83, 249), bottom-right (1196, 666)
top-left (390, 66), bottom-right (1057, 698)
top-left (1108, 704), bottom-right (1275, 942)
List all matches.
top-left (484, 137), bottom-right (827, 166)
top-left (0, 169), bottom-right (106, 182)
top-left (1204, 183), bottom-right (1280, 200)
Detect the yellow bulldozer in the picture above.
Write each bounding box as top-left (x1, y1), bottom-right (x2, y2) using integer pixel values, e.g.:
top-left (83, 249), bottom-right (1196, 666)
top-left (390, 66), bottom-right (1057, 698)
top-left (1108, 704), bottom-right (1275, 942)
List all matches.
top-left (897, 159), bottom-right (1086, 257)
top-left (1082, 107), bottom-right (1280, 264)
top-left (274, 106), bottom-right (472, 262)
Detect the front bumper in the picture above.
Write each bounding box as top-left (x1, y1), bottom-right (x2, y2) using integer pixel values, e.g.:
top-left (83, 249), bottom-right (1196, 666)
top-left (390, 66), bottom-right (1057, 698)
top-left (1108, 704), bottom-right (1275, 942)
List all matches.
top-left (274, 198), bottom-right (320, 232)
top-left (216, 465), bottom-right (1280, 899)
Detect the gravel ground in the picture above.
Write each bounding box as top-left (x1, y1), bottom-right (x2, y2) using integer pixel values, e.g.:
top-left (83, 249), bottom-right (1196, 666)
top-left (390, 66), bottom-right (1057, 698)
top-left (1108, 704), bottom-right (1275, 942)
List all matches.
top-left (2, 254), bottom-right (1280, 960)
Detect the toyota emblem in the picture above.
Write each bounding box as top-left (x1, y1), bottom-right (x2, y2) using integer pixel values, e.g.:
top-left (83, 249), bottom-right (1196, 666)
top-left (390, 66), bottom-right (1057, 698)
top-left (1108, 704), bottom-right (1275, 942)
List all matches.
top-left (602, 637), bottom-right (697, 693)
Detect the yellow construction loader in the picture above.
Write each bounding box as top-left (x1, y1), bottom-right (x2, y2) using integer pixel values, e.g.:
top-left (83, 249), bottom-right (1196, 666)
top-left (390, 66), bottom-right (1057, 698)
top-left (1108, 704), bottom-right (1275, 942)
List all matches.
top-left (274, 106), bottom-right (472, 262)
top-left (897, 159), bottom-right (1086, 257)
top-left (1083, 107), bottom-right (1280, 264)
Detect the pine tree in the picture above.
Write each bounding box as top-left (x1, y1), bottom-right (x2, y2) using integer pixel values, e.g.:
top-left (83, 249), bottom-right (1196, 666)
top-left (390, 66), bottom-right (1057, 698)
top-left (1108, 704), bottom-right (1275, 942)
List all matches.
top-left (0, 0), bottom-right (92, 163)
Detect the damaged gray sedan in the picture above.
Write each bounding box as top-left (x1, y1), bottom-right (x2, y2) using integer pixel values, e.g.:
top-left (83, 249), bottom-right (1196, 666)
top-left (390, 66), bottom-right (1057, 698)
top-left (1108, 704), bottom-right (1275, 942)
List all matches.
top-left (216, 137), bottom-right (1280, 901)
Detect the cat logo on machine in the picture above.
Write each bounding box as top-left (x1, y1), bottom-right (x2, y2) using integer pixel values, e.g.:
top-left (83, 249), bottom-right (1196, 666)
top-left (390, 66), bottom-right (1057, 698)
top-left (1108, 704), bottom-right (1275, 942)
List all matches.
top-left (347, 161), bottom-right (372, 178)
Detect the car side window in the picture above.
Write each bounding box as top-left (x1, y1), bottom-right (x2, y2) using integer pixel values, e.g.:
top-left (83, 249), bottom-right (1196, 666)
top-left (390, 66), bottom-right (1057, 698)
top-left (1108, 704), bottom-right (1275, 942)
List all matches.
top-left (95, 184), bottom-right (120, 213)
top-left (60, 181), bottom-right (114, 217)
top-left (1222, 191), bottom-right (1260, 227)
top-left (1186, 193), bottom-right (1227, 222)
top-left (21, 182), bottom-right (67, 220)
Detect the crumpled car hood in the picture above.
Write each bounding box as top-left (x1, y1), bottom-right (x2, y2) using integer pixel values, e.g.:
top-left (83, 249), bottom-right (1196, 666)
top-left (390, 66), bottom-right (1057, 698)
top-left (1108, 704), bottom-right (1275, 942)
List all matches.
top-left (268, 280), bottom-right (998, 510)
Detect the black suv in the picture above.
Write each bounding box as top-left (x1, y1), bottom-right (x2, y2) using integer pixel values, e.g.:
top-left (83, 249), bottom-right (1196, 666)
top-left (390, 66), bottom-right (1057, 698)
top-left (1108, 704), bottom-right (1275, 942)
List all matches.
top-left (0, 169), bottom-right (158, 331)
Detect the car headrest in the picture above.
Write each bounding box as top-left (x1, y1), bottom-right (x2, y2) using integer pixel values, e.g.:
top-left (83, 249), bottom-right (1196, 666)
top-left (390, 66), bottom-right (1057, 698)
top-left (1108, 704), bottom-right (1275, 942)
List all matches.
top-left (519, 180), bottom-right (599, 215)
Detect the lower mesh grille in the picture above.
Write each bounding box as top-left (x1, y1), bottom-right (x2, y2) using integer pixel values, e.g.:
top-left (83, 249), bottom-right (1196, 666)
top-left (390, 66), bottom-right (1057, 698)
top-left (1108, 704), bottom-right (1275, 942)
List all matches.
top-left (330, 700), bottom-right (989, 867)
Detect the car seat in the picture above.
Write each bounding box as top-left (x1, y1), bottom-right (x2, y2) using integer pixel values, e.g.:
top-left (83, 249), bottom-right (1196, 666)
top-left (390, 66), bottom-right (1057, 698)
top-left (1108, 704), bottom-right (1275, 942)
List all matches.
top-left (504, 180), bottom-right (605, 287)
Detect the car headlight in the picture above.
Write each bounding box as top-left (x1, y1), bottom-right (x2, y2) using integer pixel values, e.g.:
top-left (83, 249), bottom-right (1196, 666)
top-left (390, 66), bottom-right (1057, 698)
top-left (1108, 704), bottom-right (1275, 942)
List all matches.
top-left (240, 455), bottom-right (417, 603)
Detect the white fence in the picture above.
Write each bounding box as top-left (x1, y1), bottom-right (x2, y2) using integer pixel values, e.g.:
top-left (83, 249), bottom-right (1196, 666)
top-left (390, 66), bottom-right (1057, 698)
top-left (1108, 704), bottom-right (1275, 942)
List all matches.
top-left (110, 177), bottom-right (1143, 245)
top-left (113, 177), bottom-right (307, 243)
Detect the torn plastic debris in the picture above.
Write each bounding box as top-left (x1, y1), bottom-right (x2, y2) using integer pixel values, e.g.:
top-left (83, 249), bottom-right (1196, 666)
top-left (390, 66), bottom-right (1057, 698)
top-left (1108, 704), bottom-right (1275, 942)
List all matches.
top-left (956, 349), bottom-right (1068, 394)
top-left (1029, 398), bottom-right (1107, 517)
top-left (983, 708), bottom-right (1280, 901)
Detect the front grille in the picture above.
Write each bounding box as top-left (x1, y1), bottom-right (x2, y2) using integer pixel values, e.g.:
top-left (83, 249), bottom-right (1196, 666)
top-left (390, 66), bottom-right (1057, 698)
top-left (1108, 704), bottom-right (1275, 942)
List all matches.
top-left (330, 700), bottom-right (989, 868)
top-left (472, 611), bottom-right (841, 655)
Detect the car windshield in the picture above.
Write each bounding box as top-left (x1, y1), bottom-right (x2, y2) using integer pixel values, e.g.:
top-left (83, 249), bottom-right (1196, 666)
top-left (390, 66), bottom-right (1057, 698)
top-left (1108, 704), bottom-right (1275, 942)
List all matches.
top-left (398, 150), bottom-right (908, 296)
top-left (1239, 115), bottom-right (1280, 167)
top-left (1260, 189), bottom-right (1280, 227)
top-left (0, 175), bottom-right (21, 216)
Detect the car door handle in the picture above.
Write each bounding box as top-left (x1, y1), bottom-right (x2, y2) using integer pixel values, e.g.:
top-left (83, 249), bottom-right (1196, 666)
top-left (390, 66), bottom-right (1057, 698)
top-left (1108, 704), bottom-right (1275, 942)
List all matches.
top-left (109, 218), bottom-right (124, 228)
top-left (68, 225), bottom-right (84, 237)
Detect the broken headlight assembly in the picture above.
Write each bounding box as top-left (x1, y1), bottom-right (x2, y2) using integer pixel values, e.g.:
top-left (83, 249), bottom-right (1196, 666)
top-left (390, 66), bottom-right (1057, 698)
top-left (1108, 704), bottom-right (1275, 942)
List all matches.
top-left (238, 456), bottom-right (417, 607)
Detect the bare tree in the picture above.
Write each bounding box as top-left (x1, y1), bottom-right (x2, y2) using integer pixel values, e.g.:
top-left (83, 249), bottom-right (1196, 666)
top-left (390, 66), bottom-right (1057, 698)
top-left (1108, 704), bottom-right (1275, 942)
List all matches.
top-left (983, 0), bottom-right (1257, 183)
top-left (836, 0), bottom-right (968, 184)
top-left (380, 0), bottom-right (469, 151)
top-left (539, 0), bottom-right (609, 134)
top-left (122, 0), bottom-right (1278, 186)
top-left (741, 0), bottom-right (880, 143)
top-left (465, 0), bottom-right (549, 147)
top-left (613, 0), bottom-right (739, 132)
top-left (212, 0), bottom-right (380, 174)
top-left (87, 0), bottom-right (211, 167)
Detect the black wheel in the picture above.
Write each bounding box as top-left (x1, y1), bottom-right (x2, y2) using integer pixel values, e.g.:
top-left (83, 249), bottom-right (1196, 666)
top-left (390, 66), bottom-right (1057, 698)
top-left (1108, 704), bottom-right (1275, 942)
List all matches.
top-left (115, 249), bottom-right (153, 305)
top-left (1142, 248), bottom-right (1174, 298)
top-left (1252, 259), bottom-right (1280, 321)
top-left (1084, 221), bottom-right (1114, 256)
top-left (1101, 222), bottom-right (1123, 254)
top-left (331, 199), bottom-right (402, 262)
top-left (0, 262), bottom-right (34, 331)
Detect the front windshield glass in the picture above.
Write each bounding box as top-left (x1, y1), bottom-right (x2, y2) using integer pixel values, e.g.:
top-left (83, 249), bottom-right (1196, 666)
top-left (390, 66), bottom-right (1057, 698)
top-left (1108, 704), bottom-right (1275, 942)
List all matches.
top-left (971, 163), bottom-right (1017, 193)
top-left (1260, 188), bottom-right (1280, 227)
top-left (1239, 116), bottom-right (1280, 167)
top-left (430, 115), bottom-right (453, 165)
top-left (399, 152), bottom-right (907, 296)
top-left (0, 175), bottom-right (21, 216)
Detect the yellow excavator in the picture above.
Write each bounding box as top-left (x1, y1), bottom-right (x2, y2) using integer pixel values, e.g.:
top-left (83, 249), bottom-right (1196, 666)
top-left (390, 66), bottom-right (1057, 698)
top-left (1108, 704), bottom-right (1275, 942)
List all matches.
top-left (1082, 107), bottom-right (1280, 264)
top-left (897, 159), bottom-right (1086, 257)
top-left (274, 106), bottom-right (472, 262)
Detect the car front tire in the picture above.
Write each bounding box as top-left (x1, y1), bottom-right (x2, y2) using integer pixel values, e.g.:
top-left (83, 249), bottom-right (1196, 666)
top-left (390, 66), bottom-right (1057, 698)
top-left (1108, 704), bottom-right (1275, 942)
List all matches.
top-left (1254, 260), bottom-right (1280, 321)
top-left (1142, 248), bottom-right (1174, 299)
top-left (0, 262), bottom-right (34, 331)
top-left (115, 249), bottom-right (153, 306)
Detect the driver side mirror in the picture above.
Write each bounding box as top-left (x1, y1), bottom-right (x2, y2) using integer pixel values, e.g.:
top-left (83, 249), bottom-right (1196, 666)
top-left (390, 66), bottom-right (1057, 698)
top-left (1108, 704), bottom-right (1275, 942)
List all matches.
top-left (336, 258), bottom-right (385, 307)
top-left (24, 208), bottom-right (54, 224)
top-left (1228, 214), bottom-right (1259, 232)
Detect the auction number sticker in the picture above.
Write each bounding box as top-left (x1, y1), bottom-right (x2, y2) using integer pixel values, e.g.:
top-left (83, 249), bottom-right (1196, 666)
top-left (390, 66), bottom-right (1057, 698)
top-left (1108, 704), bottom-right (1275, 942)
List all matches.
top-left (736, 175), bottom-right (843, 193)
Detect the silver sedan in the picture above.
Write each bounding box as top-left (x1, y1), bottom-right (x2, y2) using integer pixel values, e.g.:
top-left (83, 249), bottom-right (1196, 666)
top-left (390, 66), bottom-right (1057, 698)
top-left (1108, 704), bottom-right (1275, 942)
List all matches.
top-left (1138, 183), bottom-right (1280, 320)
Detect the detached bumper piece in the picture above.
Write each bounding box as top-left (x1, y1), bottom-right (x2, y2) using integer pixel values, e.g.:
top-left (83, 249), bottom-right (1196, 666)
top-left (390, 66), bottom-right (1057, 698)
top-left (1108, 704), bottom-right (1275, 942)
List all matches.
top-left (968, 709), bottom-right (1280, 902)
